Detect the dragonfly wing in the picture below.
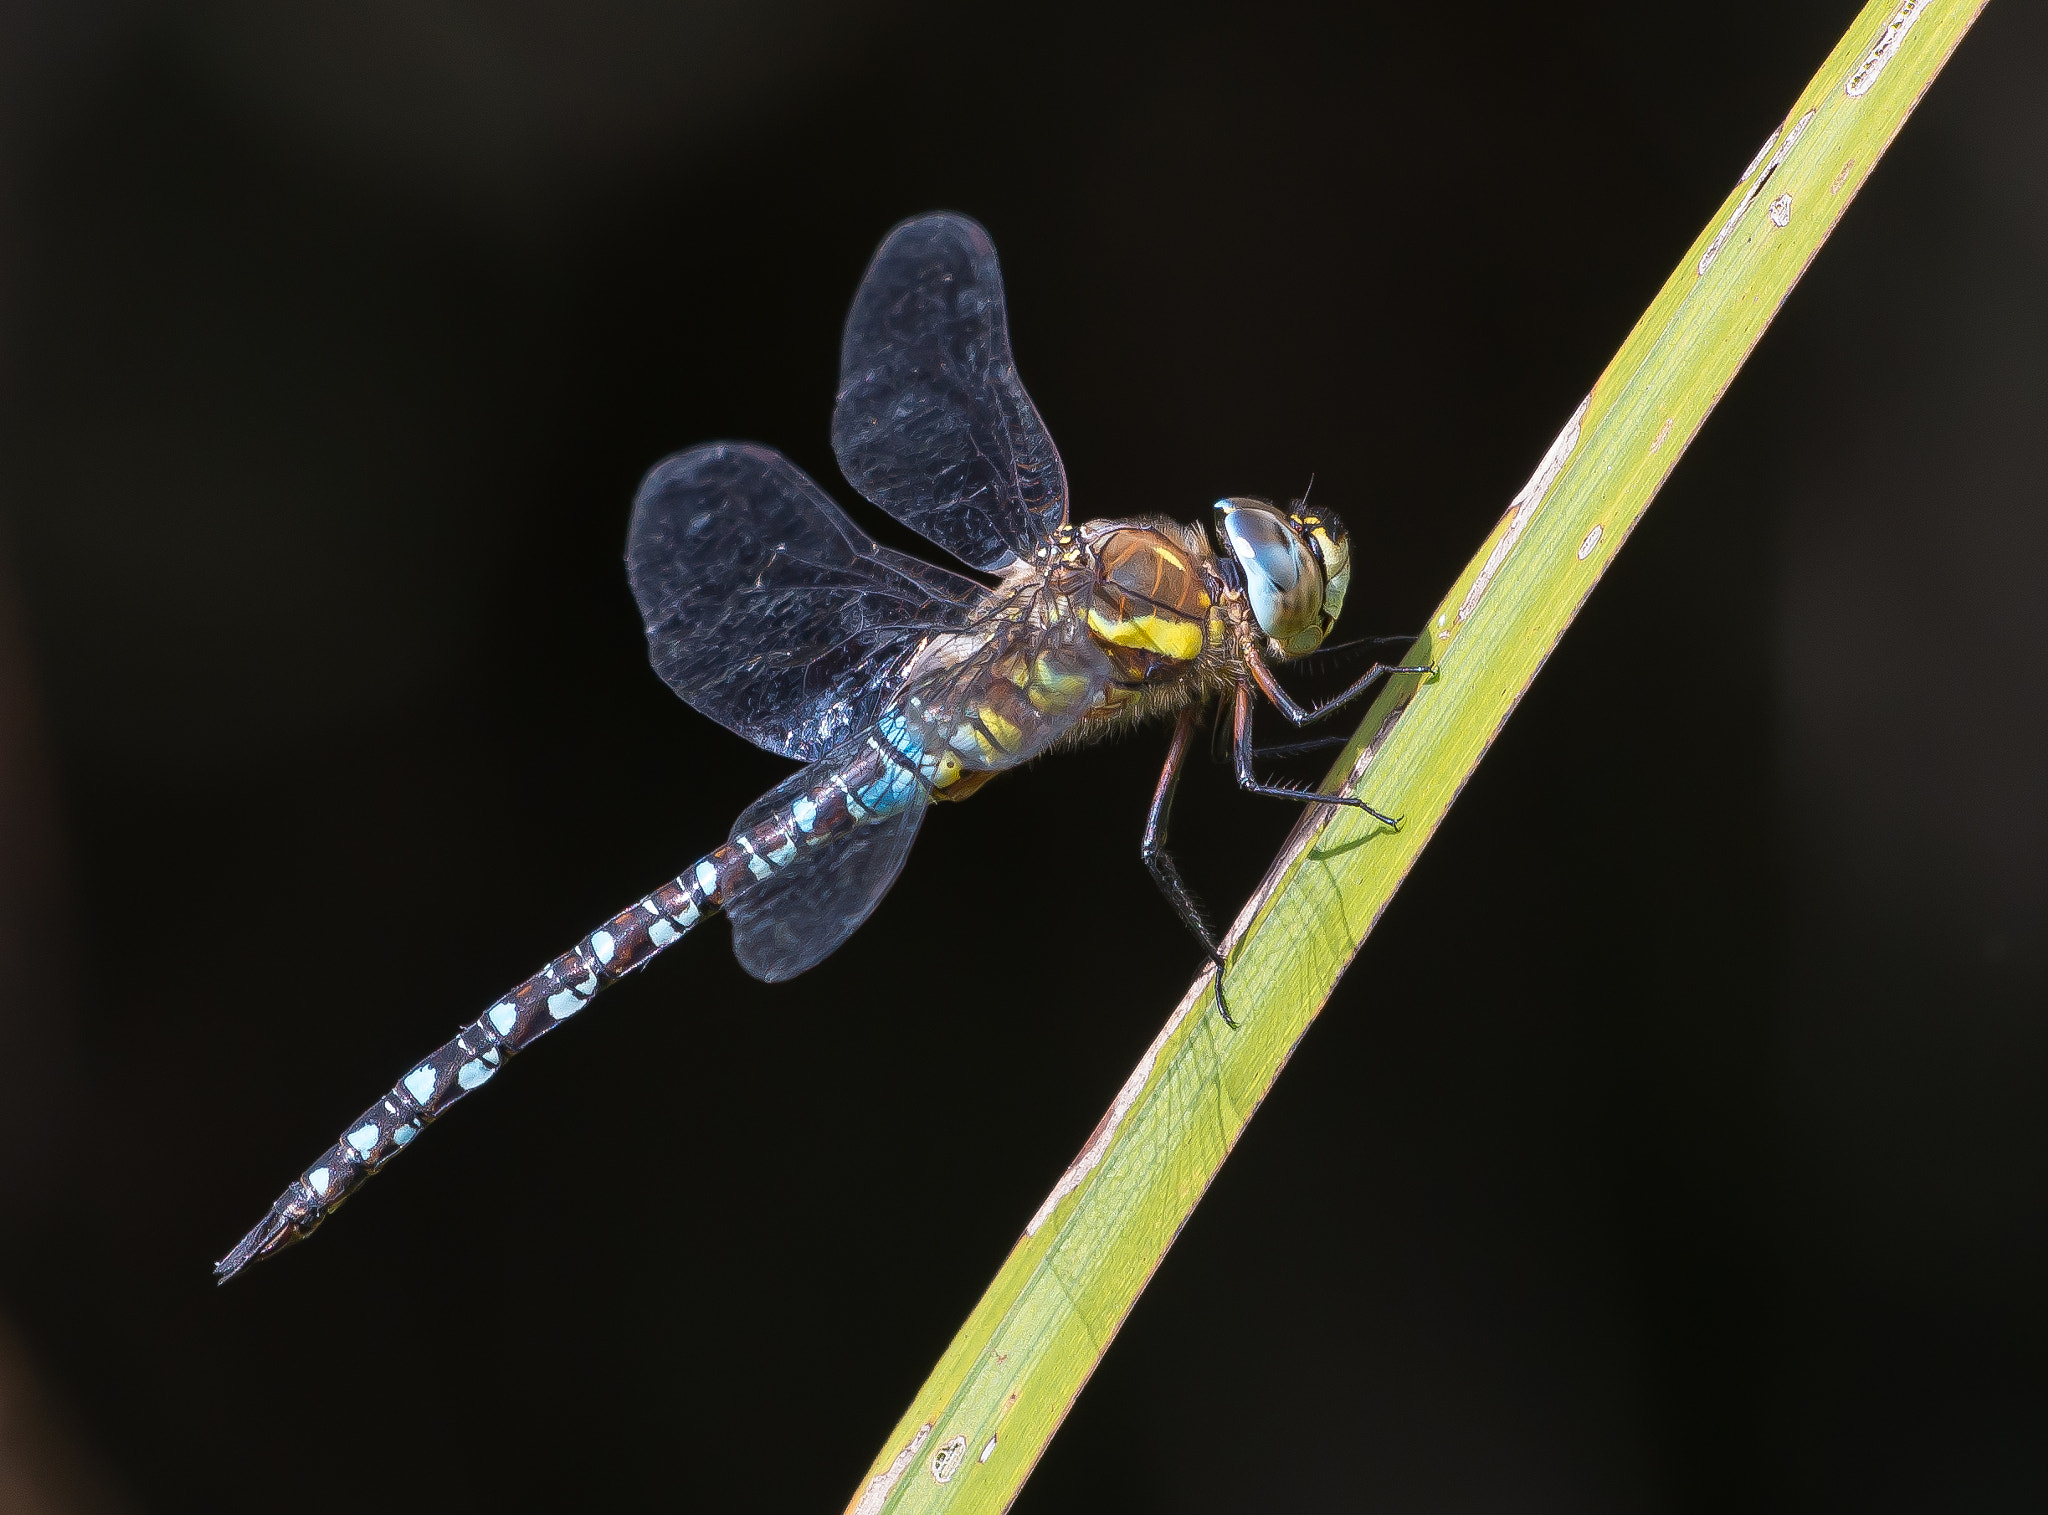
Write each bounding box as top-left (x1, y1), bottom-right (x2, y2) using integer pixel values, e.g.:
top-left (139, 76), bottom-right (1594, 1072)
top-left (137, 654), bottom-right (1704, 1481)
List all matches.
top-left (724, 757), bottom-right (929, 982)
top-left (628, 442), bottom-right (985, 762)
top-left (889, 589), bottom-right (1116, 773)
top-left (832, 213), bottom-right (1067, 574)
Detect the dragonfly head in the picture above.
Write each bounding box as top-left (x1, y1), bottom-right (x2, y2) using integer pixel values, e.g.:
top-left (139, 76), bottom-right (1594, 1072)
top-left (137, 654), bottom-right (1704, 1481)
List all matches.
top-left (1213, 497), bottom-right (1351, 658)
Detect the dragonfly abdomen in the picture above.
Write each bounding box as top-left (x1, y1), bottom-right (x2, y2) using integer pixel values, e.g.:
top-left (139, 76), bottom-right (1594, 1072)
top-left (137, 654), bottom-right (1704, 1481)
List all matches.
top-left (213, 736), bottom-right (927, 1282)
top-left (215, 869), bottom-right (722, 1279)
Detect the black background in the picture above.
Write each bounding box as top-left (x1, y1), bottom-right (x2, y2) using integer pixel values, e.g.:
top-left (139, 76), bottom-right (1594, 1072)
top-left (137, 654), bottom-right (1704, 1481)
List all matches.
top-left (0, 3), bottom-right (2042, 1511)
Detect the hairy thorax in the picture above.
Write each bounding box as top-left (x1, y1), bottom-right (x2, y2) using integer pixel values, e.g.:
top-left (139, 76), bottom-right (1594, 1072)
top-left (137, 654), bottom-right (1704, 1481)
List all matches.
top-left (1074, 516), bottom-right (1242, 733)
top-left (907, 516), bottom-right (1249, 793)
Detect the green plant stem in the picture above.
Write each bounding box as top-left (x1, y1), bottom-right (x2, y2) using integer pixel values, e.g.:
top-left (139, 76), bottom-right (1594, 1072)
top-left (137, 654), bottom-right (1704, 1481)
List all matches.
top-left (844, 4), bottom-right (1989, 1511)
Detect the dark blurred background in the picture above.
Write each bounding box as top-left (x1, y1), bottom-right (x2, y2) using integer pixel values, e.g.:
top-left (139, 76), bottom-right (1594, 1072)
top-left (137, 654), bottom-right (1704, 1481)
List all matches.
top-left (0, 2), bottom-right (2041, 1511)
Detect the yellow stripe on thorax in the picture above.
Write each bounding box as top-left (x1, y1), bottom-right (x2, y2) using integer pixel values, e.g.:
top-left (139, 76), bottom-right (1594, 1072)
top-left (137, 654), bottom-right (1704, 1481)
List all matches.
top-left (1086, 606), bottom-right (1205, 662)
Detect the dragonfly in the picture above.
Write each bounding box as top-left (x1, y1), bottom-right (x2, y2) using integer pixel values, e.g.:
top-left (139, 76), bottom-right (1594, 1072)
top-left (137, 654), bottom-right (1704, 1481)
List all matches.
top-left (214, 211), bottom-right (1431, 1282)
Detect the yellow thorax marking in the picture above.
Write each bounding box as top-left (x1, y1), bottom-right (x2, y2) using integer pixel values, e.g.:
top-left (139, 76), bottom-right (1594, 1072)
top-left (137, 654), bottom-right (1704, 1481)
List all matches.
top-left (1086, 606), bottom-right (1204, 662)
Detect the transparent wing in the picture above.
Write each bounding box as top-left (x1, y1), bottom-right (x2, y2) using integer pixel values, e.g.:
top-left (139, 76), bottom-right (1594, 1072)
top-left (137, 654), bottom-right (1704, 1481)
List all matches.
top-left (831, 213), bottom-right (1068, 574)
top-left (627, 442), bottom-right (986, 762)
top-left (887, 583), bottom-right (1115, 773)
top-left (724, 758), bottom-right (928, 982)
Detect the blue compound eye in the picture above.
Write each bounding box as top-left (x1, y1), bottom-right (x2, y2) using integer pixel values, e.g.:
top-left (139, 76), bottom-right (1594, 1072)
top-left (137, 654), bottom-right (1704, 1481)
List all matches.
top-left (1215, 498), bottom-right (1325, 650)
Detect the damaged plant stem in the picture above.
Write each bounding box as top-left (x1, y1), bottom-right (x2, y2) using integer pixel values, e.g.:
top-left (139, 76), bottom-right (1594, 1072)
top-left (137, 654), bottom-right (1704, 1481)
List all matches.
top-left (843, 3), bottom-right (1989, 1512)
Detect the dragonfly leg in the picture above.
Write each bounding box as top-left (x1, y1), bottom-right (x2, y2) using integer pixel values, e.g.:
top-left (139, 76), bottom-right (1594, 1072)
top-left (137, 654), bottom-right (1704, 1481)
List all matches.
top-left (1141, 707), bottom-right (1237, 1028)
top-left (1248, 734), bottom-right (1349, 760)
top-left (1293, 632), bottom-right (1431, 667)
top-left (1244, 638), bottom-right (1435, 727)
top-left (1232, 682), bottom-right (1401, 828)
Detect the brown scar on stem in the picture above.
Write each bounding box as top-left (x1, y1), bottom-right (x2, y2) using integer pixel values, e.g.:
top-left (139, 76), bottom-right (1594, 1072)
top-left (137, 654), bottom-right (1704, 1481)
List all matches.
top-left (1845, 0), bottom-right (1928, 98)
top-left (1698, 109), bottom-right (1814, 276)
top-left (1648, 416), bottom-right (1675, 454)
top-left (1455, 394), bottom-right (1589, 625)
top-left (851, 1422), bottom-right (934, 1515)
top-left (1830, 158), bottom-right (1857, 195)
top-left (1022, 993), bottom-right (1193, 1236)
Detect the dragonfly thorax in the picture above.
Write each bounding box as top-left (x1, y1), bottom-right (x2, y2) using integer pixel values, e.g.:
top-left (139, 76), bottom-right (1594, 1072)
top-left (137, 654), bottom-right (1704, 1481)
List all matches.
top-left (1083, 524), bottom-right (1217, 674)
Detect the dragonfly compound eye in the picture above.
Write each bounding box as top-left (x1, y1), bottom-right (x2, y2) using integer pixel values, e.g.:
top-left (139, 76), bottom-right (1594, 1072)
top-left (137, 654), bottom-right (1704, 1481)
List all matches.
top-left (1214, 497), bottom-right (1327, 655)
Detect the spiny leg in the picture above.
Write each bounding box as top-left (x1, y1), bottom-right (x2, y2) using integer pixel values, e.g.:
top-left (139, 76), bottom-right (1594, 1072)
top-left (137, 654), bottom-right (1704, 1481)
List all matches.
top-left (1141, 707), bottom-right (1237, 1029)
top-left (1243, 641), bottom-right (1434, 728)
top-left (1232, 680), bottom-right (1401, 828)
top-left (1249, 735), bottom-right (1350, 760)
top-left (1295, 633), bottom-right (1428, 666)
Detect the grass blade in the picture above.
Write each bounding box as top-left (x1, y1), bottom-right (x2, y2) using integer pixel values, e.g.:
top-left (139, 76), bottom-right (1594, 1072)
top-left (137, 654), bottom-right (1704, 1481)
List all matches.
top-left (845, 4), bottom-right (1989, 1510)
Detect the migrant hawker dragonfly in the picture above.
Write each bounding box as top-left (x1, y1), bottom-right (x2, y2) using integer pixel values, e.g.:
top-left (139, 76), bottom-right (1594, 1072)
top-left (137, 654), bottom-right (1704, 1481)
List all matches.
top-left (216, 212), bottom-right (1430, 1281)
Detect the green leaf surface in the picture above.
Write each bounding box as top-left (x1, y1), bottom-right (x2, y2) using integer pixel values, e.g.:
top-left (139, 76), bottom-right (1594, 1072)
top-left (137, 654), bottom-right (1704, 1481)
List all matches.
top-left (844, 5), bottom-right (1989, 1510)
